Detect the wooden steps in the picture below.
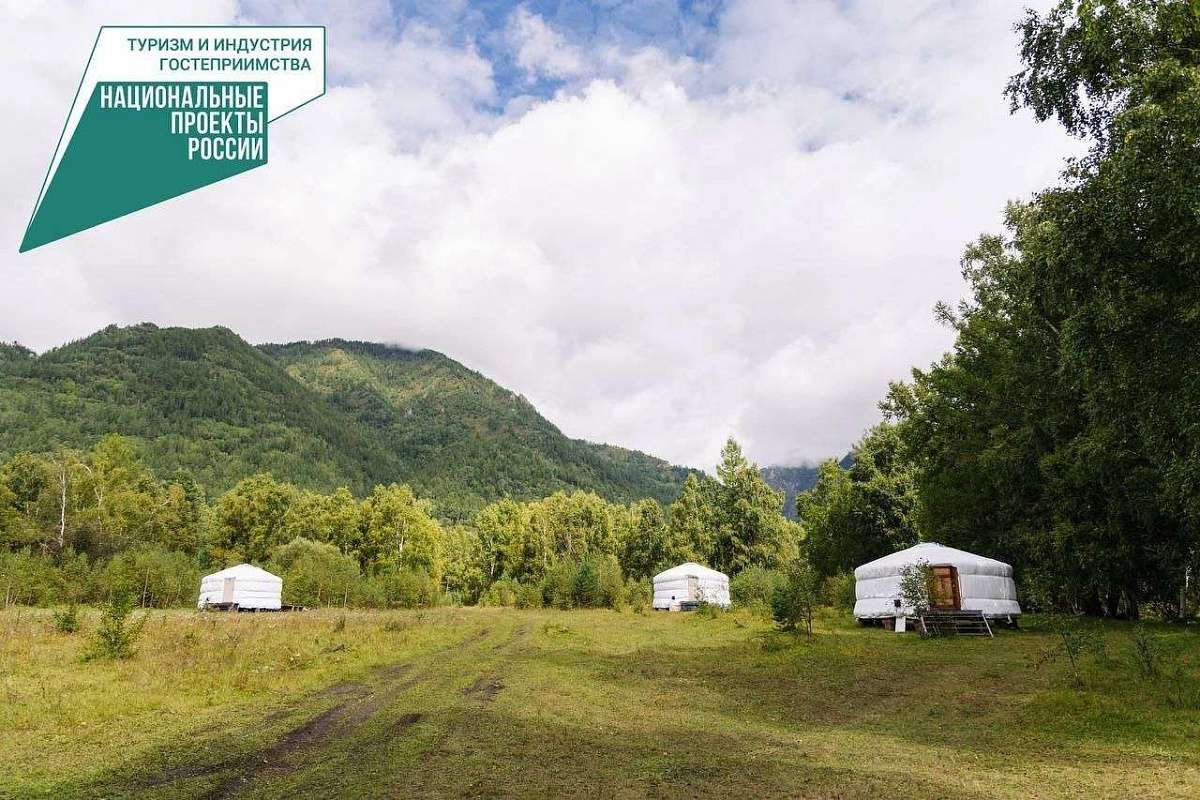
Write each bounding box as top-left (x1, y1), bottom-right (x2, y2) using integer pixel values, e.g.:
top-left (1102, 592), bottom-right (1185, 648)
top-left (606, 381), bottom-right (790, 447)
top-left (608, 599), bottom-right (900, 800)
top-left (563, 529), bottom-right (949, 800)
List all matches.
top-left (919, 610), bottom-right (993, 637)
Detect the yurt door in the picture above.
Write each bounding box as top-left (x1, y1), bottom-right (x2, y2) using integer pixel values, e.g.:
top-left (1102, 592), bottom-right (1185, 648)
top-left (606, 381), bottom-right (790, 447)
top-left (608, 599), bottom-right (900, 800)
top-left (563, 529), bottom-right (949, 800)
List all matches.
top-left (930, 566), bottom-right (960, 610)
top-left (222, 577), bottom-right (236, 604)
top-left (687, 577), bottom-right (699, 600)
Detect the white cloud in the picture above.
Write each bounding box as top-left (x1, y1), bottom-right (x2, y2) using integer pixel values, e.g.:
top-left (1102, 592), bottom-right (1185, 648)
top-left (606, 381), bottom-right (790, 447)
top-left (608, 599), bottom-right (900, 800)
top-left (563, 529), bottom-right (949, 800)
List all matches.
top-left (507, 5), bottom-right (586, 84)
top-left (0, 0), bottom-right (1077, 471)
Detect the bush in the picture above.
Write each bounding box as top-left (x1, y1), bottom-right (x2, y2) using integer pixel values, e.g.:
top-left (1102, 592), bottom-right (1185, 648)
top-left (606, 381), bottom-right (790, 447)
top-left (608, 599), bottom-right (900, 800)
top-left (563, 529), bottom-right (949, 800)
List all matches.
top-left (84, 593), bottom-right (147, 661)
top-left (515, 583), bottom-right (543, 609)
top-left (99, 546), bottom-right (200, 608)
top-left (625, 578), bottom-right (651, 614)
top-left (731, 567), bottom-right (785, 610)
top-left (771, 560), bottom-right (820, 634)
top-left (1130, 626), bottom-right (1159, 679)
top-left (578, 554), bottom-right (625, 609)
top-left (52, 603), bottom-right (80, 633)
top-left (820, 572), bottom-right (857, 610)
top-left (0, 550), bottom-right (62, 606)
top-left (541, 563), bottom-right (576, 610)
top-left (374, 568), bottom-right (440, 609)
top-left (480, 578), bottom-right (519, 607)
top-left (268, 537), bottom-right (361, 608)
top-left (898, 561), bottom-right (936, 616)
top-left (599, 556), bottom-right (627, 609)
top-left (572, 560), bottom-right (601, 607)
top-left (1034, 615), bottom-right (1106, 688)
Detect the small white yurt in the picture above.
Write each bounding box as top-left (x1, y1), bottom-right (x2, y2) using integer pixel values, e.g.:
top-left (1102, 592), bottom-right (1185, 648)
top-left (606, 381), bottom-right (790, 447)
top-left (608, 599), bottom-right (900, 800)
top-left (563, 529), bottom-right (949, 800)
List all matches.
top-left (652, 562), bottom-right (731, 610)
top-left (197, 564), bottom-right (283, 611)
top-left (854, 542), bottom-right (1020, 621)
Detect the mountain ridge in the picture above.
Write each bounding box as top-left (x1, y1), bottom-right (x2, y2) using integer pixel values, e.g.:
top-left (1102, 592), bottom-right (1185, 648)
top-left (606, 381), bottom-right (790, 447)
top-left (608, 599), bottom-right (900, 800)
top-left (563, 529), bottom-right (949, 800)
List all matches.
top-left (0, 323), bottom-right (692, 518)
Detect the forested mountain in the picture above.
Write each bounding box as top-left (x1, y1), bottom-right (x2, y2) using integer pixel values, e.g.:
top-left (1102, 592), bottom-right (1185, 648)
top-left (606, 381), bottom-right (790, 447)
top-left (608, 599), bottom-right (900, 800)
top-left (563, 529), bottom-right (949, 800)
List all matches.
top-left (263, 339), bottom-right (693, 516)
top-left (761, 456), bottom-right (853, 519)
top-left (0, 324), bottom-right (690, 518)
top-left (759, 466), bottom-right (819, 519)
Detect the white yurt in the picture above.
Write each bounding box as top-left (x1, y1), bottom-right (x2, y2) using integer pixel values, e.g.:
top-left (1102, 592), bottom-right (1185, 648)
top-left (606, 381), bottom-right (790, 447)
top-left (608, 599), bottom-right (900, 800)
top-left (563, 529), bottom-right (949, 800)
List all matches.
top-left (853, 542), bottom-right (1020, 621)
top-left (652, 562), bottom-right (731, 610)
top-left (197, 564), bottom-right (283, 611)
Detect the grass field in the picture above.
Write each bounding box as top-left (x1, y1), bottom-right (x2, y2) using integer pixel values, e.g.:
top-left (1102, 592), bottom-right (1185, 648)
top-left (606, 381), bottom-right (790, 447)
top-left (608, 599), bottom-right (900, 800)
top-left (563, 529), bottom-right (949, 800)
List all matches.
top-left (2, 606), bottom-right (1198, 799)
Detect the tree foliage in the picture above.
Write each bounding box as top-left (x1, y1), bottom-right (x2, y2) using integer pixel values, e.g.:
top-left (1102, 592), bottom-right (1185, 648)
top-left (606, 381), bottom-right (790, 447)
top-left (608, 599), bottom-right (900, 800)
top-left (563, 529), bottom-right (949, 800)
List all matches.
top-left (798, 423), bottom-right (919, 578)
top-left (885, 0), bottom-right (1200, 616)
top-left (0, 430), bottom-right (802, 611)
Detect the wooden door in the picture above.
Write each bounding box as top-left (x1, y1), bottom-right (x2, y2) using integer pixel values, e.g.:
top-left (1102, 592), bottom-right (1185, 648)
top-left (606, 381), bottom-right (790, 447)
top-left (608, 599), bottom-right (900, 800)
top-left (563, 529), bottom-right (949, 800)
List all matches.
top-left (930, 566), bottom-right (959, 610)
top-left (222, 577), bottom-right (236, 604)
top-left (687, 577), bottom-right (699, 601)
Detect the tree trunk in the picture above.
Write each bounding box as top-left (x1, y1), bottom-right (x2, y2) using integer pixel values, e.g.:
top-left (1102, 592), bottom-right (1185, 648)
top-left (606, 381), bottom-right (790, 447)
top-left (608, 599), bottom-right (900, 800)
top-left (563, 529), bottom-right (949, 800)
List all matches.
top-left (57, 463), bottom-right (68, 552)
top-left (1080, 588), bottom-right (1104, 617)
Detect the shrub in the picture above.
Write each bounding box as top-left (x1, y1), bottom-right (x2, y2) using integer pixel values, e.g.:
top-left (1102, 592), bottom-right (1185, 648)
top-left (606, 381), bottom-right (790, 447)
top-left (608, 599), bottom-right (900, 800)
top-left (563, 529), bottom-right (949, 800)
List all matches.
top-left (352, 578), bottom-right (386, 608)
top-left (625, 578), bottom-right (651, 614)
top-left (898, 561), bottom-right (936, 616)
top-left (515, 583), bottom-right (543, 609)
top-left (1035, 615), bottom-right (1105, 689)
top-left (572, 560), bottom-right (601, 607)
top-left (0, 550), bottom-right (61, 606)
top-left (541, 563), bottom-right (576, 610)
top-left (731, 567), bottom-right (785, 610)
top-left (374, 568), bottom-right (440, 609)
top-left (588, 554), bottom-right (626, 609)
top-left (268, 537), bottom-right (362, 608)
top-left (480, 579), bottom-right (519, 607)
top-left (1130, 626), bottom-right (1159, 680)
top-left (771, 560), bottom-right (820, 634)
top-left (52, 603), bottom-right (80, 633)
top-left (99, 546), bottom-right (200, 608)
top-left (54, 550), bottom-right (94, 604)
top-left (820, 572), bottom-right (857, 610)
top-left (84, 593), bottom-right (148, 661)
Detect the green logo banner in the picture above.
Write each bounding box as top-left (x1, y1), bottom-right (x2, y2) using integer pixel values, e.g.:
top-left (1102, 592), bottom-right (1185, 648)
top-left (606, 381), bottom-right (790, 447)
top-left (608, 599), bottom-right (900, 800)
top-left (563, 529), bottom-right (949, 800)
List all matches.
top-left (21, 27), bottom-right (324, 253)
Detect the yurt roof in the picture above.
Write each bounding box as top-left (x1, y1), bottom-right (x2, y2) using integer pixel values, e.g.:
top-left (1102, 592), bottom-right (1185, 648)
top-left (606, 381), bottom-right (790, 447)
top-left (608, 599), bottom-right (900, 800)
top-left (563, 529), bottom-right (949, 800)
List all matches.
top-left (653, 562), bottom-right (728, 582)
top-left (854, 543), bottom-right (1012, 580)
top-left (202, 563), bottom-right (282, 582)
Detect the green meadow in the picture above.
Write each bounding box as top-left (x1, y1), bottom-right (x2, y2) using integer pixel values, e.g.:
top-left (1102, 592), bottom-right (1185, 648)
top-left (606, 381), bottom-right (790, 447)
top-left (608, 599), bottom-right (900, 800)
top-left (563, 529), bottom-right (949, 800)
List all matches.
top-left (2, 606), bottom-right (1197, 799)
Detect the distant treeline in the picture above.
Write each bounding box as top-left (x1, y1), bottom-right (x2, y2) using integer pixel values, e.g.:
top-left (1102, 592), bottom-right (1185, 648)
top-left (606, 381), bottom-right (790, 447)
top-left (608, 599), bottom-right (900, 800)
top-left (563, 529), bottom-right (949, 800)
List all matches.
top-left (0, 435), bottom-right (801, 610)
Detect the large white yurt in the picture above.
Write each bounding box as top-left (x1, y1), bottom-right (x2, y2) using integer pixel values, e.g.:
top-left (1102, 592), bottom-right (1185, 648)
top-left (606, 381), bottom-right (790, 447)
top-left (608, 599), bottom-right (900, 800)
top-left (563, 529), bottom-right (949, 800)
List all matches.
top-left (652, 562), bottom-right (731, 610)
top-left (854, 542), bottom-right (1020, 621)
top-left (197, 564), bottom-right (283, 610)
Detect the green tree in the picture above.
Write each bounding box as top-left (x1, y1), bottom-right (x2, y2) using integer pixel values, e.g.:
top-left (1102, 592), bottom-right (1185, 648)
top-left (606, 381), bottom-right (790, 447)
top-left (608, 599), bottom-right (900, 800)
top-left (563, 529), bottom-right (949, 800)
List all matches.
top-left (799, 424), bottom-right (919, 577)
top-left (886, 0), bottom-right (1200, 615)
top-left (526, 491), bottom-right (619, 566)
top-left (711, 438), bottom-right (795, 573)
top-left (440, 524), bottom-right (486, 603)
top-left (211, 473), bottom-right (298, 564)
top-left (771, 559), bottom-right (820, 634)
top-left (267, 537), bottom-right (362, 607)
top-left (475, 498), bottom-right (529, 581)
top-left (361, 484), bottom-right (445, 582)
top-left (0, 453), bottom-right (56, 549)
top-left (621, 498), bottom-right (673, 579)
top-left (280, 487), bottom-right (363, 556)
top-left (667, 473), bottom-right (717, 564)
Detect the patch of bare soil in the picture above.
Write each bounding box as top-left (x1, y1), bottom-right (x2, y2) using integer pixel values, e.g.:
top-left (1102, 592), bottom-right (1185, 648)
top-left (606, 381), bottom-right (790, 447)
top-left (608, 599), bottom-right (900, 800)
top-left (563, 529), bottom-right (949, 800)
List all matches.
top-left (463, 675), bottom-right (505, 703)
top-left (395, 712), bottom-right (424, 731)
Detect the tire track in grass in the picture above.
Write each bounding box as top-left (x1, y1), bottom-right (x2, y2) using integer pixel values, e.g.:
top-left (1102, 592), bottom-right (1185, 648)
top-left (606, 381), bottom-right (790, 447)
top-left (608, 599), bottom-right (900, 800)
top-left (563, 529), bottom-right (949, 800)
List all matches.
top-left (199, 625), bottom-right (502, 799)
top-left (94, 622), bottom-right (497, 799)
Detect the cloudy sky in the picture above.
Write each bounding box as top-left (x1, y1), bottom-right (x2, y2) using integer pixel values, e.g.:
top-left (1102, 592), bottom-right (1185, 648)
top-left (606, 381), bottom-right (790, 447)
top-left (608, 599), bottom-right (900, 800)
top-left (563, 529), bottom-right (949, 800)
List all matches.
top-left (1, 0), bottom-right (1076, 471)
